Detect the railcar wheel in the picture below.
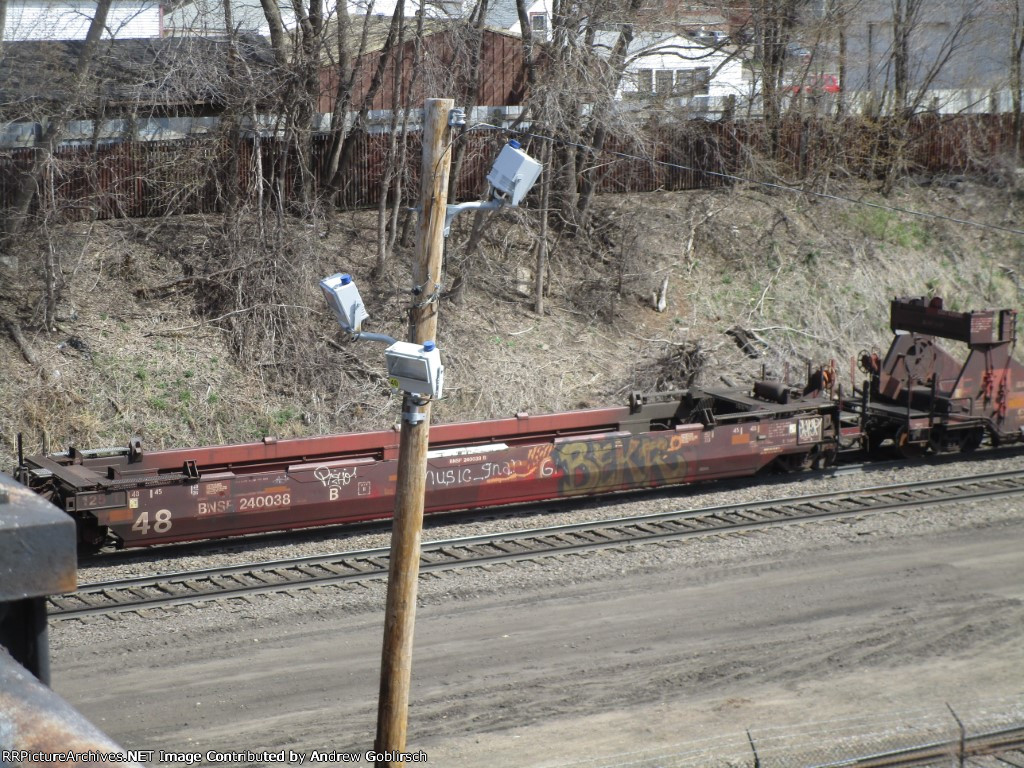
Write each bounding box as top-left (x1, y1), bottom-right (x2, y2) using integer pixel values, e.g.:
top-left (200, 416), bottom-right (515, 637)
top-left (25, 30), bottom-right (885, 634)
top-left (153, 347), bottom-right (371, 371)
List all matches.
top-left (928, 427), bottom-right (949, 454)
top-left (863, 426), bottom-right (889, 456)
top-left (895, 426), bottom-right (926, 459)
top-left (76, 517), bottom-right (108, 555)
top-left (812, 446), bottom-right (837, 469)
top-left (776, 452), bottom-right (813, 472)
top-left (957, 428), bottom-right (984, 453)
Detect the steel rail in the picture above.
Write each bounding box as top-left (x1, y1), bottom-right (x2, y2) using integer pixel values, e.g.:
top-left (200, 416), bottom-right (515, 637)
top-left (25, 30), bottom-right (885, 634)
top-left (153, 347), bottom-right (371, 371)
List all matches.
top-left (806, 724), bottom-right (1024, 767)
top-left (49, 467), bottom-right (1024, 620)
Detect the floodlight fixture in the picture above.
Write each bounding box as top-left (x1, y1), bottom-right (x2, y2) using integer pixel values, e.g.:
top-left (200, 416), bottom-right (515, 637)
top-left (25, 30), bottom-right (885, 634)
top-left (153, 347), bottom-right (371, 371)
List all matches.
top-left (320, 272), bottom-right (369, 333)
top-left (385, 340), bottom-right (445, 400)
top-left (442, 140), bottom-right (544, 235)
top-left (486, 139), bottom-right (543, 205)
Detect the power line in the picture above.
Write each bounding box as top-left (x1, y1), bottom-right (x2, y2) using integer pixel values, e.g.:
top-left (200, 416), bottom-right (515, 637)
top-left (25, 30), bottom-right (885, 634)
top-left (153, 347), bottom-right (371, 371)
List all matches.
top-left (469, 122), bottom-right (1024, 238)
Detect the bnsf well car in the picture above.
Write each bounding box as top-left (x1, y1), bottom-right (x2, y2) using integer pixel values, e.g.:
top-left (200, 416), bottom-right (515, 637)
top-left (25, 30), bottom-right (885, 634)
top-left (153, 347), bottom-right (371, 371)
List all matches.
top-left (15, 297), bottom-right (1023, 551)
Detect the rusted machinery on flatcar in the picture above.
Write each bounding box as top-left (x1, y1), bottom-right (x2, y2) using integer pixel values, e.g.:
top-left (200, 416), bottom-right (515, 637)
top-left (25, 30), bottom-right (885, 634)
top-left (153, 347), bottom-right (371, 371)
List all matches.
top-left (855, 297), bottom-right (1024, 456)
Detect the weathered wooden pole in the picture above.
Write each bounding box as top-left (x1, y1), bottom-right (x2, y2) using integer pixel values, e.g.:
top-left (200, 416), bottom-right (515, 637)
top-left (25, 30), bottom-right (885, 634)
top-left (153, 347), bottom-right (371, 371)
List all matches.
top-left (374, 97), bottom-right (454, 768)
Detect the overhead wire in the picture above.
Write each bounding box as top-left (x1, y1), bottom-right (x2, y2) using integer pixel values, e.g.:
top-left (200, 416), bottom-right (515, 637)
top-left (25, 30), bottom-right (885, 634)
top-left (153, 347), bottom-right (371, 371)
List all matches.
top-left (466, 121), bottom-right (1024, 238)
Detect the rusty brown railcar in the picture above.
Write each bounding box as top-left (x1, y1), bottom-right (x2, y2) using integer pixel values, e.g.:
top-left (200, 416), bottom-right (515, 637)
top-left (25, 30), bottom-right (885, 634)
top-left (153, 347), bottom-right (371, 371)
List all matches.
top-left (16, 296), bottom-right (1024, 552)
top-left (17, 387), bottom-right (839, 551)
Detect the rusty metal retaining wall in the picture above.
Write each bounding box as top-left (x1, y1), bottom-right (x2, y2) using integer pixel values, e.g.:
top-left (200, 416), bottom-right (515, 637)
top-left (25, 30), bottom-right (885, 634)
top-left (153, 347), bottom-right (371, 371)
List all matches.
top-left (0, 115), bottom-right (1020, 222)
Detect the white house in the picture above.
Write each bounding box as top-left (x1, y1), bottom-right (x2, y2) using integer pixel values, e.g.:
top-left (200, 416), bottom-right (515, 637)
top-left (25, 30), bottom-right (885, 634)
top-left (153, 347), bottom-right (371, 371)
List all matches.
top-left (491, 0), bottom-right (550, 39)
top-left (2, 0), bottom-right (163, 39)
top-left (593, 31), bottom-right (751, 115)
top-left (164, 0), bottom-right (472, 37)
top-left (1, 0), bottom-right (472, 41)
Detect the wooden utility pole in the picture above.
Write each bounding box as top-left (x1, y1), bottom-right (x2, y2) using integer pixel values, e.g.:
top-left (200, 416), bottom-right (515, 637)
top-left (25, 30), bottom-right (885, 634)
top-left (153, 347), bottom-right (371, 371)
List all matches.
top-left (374, 98), bottom-right (454, 767)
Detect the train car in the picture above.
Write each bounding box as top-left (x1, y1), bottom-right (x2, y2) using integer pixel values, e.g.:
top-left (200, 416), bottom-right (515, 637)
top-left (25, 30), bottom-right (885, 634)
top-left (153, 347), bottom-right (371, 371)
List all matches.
top-left (854, 296), bottom-right (1024, 456)
top-left (16, 384), bottom-right (839, 550)
top-left (16, 295), bottom-right (1022, 552)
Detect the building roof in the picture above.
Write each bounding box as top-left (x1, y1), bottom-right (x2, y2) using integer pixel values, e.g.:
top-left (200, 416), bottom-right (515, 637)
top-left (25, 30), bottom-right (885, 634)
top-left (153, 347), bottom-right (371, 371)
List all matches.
top-left (0, 34), bottom-right (279, 114)
top-left (590, 29), bottom-right (737, 62)
top-left (318, 15), bottom-right (521, 60)
top-left (482, 0), bottom-right (522, 31)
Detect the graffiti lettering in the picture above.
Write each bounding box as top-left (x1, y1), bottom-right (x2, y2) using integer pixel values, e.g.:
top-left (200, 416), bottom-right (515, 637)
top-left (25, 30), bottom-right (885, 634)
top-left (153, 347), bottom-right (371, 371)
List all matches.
top-left (427, 468), bottom-right (475, 487)
top-left (797, 417), bottom-right (823, 444)
top-left (426, 459), bottom-right (535, 488)
top-left (528, 444), bottom-right (554, 462)
top-left (553, 434), bottom-right (688, 495)
top-left (480, 461), bottom-right (518, 480)
top-left (314, 465), bottom-right (357, 488)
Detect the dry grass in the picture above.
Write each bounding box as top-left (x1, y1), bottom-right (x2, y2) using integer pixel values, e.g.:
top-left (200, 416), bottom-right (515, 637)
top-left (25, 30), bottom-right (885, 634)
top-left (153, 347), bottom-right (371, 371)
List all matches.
top-left (2, 179), bottom-right (1022, 467)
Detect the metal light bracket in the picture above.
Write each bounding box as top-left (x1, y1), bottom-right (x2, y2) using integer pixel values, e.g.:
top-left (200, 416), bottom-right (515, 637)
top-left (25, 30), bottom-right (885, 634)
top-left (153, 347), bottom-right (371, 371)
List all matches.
top-left (402, 409), bottom-right (427, 425)
top-left (401, 393), bottom-right (431, 424)
top-left (444, 199), bottom-right (505, 236)
top-left (353, 331), bottom-right (398, 345)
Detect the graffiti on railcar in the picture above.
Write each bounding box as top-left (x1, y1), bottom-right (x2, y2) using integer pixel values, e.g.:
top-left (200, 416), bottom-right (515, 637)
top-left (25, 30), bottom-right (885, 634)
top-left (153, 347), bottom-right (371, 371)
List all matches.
top-left (554, 433), bottom-right (690, 495)
top-left (425, 457), bottom-right (538, 489)
top-left (314, 465), bottom-right (358, 488)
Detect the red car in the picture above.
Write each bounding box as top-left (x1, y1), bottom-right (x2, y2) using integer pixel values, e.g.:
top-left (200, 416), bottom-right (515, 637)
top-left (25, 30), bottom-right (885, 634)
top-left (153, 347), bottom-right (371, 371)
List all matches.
top-left (789, 74), bottom-right (840, 95)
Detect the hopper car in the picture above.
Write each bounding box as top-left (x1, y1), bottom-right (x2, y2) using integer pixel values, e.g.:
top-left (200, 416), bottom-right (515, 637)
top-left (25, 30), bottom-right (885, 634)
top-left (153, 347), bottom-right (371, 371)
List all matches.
top-left (13, 296), bottom-right (1024, 552)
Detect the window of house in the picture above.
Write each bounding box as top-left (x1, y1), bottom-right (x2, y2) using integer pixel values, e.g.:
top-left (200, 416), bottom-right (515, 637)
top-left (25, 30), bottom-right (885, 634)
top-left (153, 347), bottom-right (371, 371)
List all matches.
top-left (655, 69), bottom-right (674, 95)
top-left (674, 68), bottom-right (711, 97)
top-left (530, 13), bottom-right (547, 32)
top-left (636, 69), bottom-right (654, 95)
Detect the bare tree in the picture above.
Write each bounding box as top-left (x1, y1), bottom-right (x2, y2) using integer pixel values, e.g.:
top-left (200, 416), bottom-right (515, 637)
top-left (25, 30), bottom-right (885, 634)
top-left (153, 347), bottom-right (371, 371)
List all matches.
top-left (1007, 0), bottom-right (1024, 163)
top-left (374, 9), bottom-right (427, 277)
top-left (256, 0), bottom-right (324, 212)
top-left (1, 0), bottom-right (114, 246)
top-left (873, 0), bottom-right (976, 189)
top-left (749, 0), bottom-right (808, 156)
top-left (321, 7), bottom-right (408, 200)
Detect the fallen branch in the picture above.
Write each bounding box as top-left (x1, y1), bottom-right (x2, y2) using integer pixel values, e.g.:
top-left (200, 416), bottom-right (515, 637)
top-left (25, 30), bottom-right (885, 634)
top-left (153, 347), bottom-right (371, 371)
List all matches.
top-left (144, 304), bottom-right (318, 337)
top-left (322, 336), bottom-right (390, 386)
top-left (747, 324), bottom-right (839, 343)
top-left (3, 317), bottom-right (39, 366)
top-left (133, 258), bottom-right (269, 299)
top-left (726, 325), bottom-right (766, 358)
top-left (2, 316), bottom-right (50, 381)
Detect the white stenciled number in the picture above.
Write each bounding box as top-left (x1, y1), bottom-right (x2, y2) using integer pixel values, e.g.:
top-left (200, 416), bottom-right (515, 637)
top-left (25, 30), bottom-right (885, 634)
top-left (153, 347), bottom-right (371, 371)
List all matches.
top-left (239, 493), bottom-right (291, 511)
top-left (154, 509), bottom-right (173, 533)
top-left (131, 509), bottom-right (173, 535)
top-left (132, 510), bottom-right (150, 535)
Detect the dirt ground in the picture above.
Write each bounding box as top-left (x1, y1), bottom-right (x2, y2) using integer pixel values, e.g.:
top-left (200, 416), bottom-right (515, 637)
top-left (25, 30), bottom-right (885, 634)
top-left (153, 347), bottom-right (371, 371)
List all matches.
top-left (50, 500), bottom-right (1024, 768)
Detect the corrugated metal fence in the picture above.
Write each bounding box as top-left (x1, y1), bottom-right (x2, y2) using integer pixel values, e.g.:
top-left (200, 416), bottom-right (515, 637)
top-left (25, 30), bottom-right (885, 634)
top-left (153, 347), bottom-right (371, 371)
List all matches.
top-left (0, 114), bottom-right (1020, 222)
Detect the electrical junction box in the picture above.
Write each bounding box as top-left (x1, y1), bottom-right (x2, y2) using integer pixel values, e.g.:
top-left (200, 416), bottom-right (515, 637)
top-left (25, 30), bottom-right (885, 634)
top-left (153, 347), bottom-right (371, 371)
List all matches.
top-left (486, 140), bottom-right (542, 206)
top-left (386, 340), bottom-right (445, 398)
top-left (320, 273), bottom-right (368, 332)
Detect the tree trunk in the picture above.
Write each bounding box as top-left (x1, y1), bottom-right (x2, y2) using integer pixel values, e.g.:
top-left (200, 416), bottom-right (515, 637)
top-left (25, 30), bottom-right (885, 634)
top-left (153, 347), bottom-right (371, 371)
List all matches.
top-left (448, 0), bottom-right (489, 204)
top-left (324, 4), bottom-right (406, 196)
top-left (2, 0), bottom-right (114, 243)
top-left (1012, 0), bottom-right (1024, 165)
top-left (221, 0), bottom-right (242, 227)
top-left (533, 140), bottom-right (551, 315)
top-left (375, 13), bottom-right (408, 278)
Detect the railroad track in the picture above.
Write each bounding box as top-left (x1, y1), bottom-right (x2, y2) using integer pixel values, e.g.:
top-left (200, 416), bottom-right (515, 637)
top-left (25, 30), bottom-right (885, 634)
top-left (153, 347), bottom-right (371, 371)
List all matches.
top-left (50, 467), bottom-right (1024, 620)
top-left (809, 723), bottom-right (1024, 767)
